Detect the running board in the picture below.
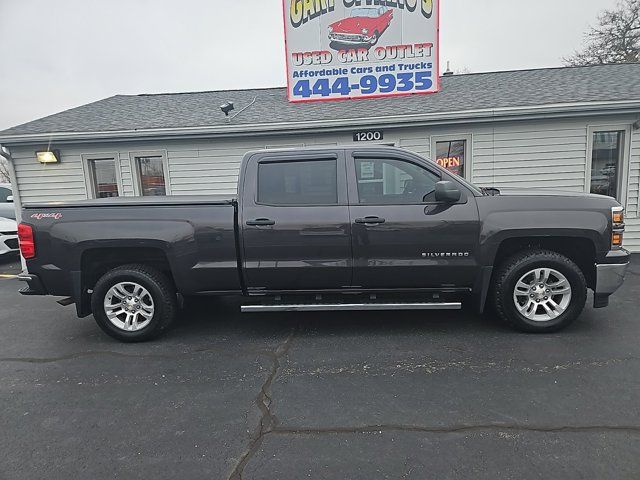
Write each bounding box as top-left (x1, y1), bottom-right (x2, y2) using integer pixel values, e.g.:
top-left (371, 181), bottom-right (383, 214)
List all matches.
top-left (241, 302), bottom-right (462, 313)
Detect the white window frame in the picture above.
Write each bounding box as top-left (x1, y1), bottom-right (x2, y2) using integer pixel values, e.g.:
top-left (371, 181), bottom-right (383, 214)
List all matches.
top-left (82, 153), bottom-right (123, 199)
top-left (585, 124), bottom-right (632, 207)
top-left (130, 150), bottom-right (171, 196)
top-left (430, 134), bottom-right (473, 181)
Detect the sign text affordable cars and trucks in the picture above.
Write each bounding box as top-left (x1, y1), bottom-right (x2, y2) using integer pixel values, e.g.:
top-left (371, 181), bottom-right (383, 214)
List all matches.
top-left (283, 0), bottom-right (439, 102)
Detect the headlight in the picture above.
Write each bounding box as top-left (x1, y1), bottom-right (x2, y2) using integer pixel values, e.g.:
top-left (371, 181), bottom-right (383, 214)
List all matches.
top-left (611, 206), bottom-right (625, 248)
top-left (362, 28), bottom-right (369, 34)
top-left (328, 26), bottom-right (333, 33)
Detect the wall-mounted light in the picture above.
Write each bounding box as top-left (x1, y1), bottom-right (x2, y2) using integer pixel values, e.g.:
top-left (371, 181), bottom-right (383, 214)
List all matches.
top-left (36, 150), bottom-right (60, 164)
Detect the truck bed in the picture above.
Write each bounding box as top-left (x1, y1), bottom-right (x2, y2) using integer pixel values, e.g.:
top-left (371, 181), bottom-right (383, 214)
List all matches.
top-left (21, 195), bottom-right (242, 301)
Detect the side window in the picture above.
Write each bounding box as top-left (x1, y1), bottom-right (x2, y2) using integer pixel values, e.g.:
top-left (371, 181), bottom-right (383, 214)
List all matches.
top-left (0, 186), bottom-right (10, 202)
top-left (590, 130), bottom-right (624, 200)
top-left (258, 159), bottom-right (338, 205)
top-left (135, 155), bottom-right (167, 196)
top-left (355, 158), bottom-right (440, 204)
top-left (88, 157), bottom-right (120, 198)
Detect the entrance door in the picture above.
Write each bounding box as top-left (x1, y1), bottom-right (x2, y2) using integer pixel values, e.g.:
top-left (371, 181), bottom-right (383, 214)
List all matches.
top-left (241, 152), bottom-right (352, 291)
top-left (347, 152), bottom-right (480, 289)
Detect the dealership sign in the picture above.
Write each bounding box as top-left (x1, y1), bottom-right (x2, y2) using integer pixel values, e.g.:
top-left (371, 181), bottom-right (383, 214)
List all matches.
top-left (283, 0), bottom-right (439, 102)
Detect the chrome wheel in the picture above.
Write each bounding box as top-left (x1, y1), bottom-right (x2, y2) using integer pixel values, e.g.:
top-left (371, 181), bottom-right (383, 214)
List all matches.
top-left (104, 282), bottom-right (154, 332)
top-left (513, 268), bottom-right (572, 322)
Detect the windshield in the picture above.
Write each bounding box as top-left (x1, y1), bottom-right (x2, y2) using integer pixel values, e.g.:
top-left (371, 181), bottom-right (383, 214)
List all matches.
top-left (350, 8), bottom-right (379, 18)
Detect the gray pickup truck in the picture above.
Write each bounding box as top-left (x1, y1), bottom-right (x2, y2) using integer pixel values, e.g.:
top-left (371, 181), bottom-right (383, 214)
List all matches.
top-left (18, 146), bottom-right (629, 341)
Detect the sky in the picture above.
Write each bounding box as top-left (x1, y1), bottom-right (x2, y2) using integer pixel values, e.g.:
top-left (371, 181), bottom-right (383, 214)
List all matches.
top-left (0, 0), bottom-right (618, 131)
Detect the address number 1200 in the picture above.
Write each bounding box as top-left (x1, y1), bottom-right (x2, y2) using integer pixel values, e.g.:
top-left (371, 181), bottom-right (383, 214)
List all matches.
top-left (292, 71), bottom-right (433, 99)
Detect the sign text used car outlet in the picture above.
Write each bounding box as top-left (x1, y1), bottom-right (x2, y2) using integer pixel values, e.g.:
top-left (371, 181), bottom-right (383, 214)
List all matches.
top-left (283, 0), bottom-right (440, 102)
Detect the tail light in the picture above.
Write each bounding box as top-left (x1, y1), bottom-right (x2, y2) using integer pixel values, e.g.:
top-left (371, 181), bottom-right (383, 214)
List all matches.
top-left (18, 223), bottom-right (36, 259)
top-left (611, 206), bottom-right (625, 249)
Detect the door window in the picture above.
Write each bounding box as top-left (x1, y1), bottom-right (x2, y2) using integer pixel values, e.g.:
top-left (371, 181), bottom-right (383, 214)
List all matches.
top-left (258, 159), bottom-right (338, 205)
top-left (435, 139), bottom-right (466, 177)
top-left (355, 158), bottom-right (440, 204)
top-left (590, 131), bottom-right (624, 200)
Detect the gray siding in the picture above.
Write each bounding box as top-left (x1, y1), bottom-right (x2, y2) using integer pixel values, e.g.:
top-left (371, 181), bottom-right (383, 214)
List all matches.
top-left (399, 136), bottom-right (430, 157)
top-left (8, 114), bottom-right (640, 251)
top-left (623, 129), bottom-right (640, 251)
top-left (629, 129), bottom-right (639, 217)
top-left (11, 150), bottom-right (87, 203)
top-left (472, 122), bottom-right (588, 191)
top-left (119, 153), bottom-right (135, 196)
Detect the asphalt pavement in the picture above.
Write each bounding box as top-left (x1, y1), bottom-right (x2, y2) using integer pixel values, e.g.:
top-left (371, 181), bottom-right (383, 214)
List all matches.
top-left (0, 253), bottom-right (639, 479)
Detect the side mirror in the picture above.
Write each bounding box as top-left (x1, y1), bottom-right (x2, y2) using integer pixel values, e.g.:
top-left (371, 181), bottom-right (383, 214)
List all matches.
top-left (434, 181), bottom-right (461, 203)
top-left (6, 195), bottom-right (13, 203)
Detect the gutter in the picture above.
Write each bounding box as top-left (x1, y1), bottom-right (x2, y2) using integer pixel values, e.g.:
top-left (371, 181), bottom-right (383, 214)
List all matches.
top-left (1, 99), bottom-right (640, 146)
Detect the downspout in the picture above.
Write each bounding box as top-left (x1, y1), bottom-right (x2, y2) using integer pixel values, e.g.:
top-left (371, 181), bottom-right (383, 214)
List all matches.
top-left (0, 144), bottom-right (26, 272)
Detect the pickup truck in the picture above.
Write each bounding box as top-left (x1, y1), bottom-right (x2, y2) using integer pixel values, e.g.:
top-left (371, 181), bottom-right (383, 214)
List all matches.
top-left (17, 146), bottom-right (630, 342)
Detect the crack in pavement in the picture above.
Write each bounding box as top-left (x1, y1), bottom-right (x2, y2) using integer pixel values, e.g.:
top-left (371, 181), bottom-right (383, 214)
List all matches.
top-left (0, 347), bottom-right (273, 364)
top-left (270, 423), bottom-right (640, 436)
top-left (228, 328), bottom-right (297, 480)
top-left (279, 356), bottom-right (640, 378)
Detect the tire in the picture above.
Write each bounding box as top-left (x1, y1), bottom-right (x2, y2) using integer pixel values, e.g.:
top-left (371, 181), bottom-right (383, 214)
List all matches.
top-left (91, 264), bottom-right (177, 342)
top-left (370, 31), bottom-right (379, 45)
top-left (492, 250), bottom-right (586, 333)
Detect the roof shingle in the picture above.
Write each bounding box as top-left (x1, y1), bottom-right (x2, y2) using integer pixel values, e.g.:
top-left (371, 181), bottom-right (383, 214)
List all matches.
top-left (2, 63), bottom-right (640, 137)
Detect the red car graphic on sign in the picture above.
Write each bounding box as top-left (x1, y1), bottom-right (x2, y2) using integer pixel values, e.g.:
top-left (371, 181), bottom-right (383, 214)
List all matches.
top-left (328, 6), bottom-right (393, 48)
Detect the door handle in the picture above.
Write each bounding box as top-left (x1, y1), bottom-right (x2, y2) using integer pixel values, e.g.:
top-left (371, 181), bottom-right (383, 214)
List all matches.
top-left (246, 218), bottom-right (276, 226)
top-left (355, 216), bottom-right (386, 225)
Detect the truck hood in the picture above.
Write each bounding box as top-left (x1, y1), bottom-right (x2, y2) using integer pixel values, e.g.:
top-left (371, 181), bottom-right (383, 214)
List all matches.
top-left (0, 216), bottom-right (17, 232)
top-left (494, 188), bottom-right (614, 200)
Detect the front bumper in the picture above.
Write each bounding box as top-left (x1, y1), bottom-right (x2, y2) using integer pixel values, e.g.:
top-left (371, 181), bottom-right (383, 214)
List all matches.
top-left (0, 232), bottom-right (18, 255)
top-left (595, 262), bottom-right (629, 295)
top-left (329, 33), bottom-right (372, 45)
top-left (592, 249), bottom-right (630, 308)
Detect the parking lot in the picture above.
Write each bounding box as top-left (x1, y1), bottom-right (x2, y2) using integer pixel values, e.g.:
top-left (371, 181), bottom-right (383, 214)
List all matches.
top-left (0, 254), bottom-right (638, 479)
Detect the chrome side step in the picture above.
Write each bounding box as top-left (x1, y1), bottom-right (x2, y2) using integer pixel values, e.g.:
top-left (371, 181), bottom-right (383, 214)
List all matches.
top-left (241, 302), bottom-right (462, 313)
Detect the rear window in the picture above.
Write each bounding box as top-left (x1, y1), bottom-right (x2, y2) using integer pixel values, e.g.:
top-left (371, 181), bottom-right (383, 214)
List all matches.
top-left (257, 160), bottom-right (338, 205)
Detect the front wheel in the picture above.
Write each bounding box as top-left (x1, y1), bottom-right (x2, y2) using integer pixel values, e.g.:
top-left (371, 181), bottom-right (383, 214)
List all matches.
top-left (492, 250), bottom-right (587, 333)
top-left (91, 264), bottom-right (177, 342)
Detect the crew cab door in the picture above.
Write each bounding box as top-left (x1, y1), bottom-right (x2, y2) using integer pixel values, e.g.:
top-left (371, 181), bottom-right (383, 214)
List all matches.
top-left (240, 151), bottom-right (352, 292)
top-left (347, 150), bottom-right (480, 289)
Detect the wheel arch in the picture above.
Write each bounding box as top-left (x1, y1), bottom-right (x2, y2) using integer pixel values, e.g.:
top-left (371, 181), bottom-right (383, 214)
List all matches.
top-left (81, 246), bottom-right (174, 290)
top-left (75, 246), bottom-right (175, 317)
top-left (491, 236), bottom-right (597, 289)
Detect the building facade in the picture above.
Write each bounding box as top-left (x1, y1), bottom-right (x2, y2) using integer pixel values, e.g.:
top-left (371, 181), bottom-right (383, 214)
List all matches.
top-left (1, 64), bottom-right (639, 251)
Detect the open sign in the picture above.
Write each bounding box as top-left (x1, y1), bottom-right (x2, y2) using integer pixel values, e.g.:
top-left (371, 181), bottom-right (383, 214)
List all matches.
top-left (436, 156), bottom-right (461, 169)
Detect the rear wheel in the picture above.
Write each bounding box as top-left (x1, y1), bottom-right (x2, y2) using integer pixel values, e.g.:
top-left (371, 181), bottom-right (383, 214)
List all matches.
top-left (493, 250), bottom-right (586, 333)
top-left (91, 264), bottom-right (177, 342)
